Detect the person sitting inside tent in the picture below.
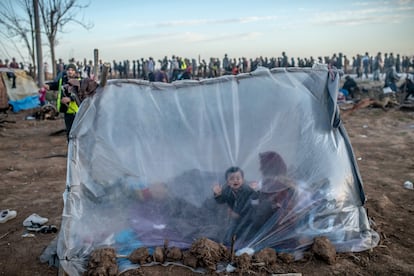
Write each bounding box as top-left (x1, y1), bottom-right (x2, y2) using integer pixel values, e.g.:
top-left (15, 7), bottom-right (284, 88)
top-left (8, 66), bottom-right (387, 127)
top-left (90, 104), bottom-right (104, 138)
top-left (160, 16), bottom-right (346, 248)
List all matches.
top-left (243, 151), bottom-right (299, 243)
top-left (213, 166), bottom-right (258, 244)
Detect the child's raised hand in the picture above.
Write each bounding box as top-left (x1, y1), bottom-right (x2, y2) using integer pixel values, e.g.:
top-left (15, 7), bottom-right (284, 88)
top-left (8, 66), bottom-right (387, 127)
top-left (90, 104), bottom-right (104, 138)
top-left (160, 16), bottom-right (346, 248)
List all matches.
top-left (213, 182), bottom-right (222, 196)
top-left (249, 181), bottom-right (259, 191)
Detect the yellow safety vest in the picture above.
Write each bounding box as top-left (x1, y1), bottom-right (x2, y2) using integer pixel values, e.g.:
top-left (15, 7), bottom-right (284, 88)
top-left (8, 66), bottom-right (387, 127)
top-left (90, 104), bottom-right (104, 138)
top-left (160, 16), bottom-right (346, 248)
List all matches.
top-left (57, 78), bottom-right (79, 114)
top-left (181, 60), bottom-right (187, 70)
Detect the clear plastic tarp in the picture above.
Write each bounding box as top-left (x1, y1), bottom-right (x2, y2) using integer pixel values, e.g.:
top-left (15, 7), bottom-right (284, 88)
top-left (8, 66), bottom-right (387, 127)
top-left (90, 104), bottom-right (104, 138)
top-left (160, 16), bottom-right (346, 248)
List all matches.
top-left (57, 66), bottom-right (379, 275)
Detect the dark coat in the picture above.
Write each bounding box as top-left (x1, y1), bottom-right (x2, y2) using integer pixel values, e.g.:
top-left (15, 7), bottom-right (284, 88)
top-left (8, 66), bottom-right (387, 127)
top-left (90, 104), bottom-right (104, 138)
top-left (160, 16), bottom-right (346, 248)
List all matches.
top-left (214, 184), bottom-right (257, 218)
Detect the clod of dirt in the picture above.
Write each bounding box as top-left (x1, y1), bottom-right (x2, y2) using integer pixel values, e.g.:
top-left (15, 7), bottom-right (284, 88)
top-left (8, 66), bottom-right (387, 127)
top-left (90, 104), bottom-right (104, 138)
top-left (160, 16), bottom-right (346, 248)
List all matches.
top-left (278, 252), bottom-right (295, 263)
top-left (235, 252), bottom-right (252, 273)
top-left (253, 247), bottom-right (277, 267)
top-left (182, 250), bottom-right (198, 268)
top-left (86, 247), bottom-right (118, 276)
top-left (152, 246), bottom-right (165, 263)
top-left (190, 237), bottom-right (229, 271)
top-left (166, 246), bottom-right (182, 261)
top-left (128, 247), bottom-right (150, 264)
top-left (301, 251), bottom-right (313, 262)
top-left (312, 236), bottom-right (336, 264)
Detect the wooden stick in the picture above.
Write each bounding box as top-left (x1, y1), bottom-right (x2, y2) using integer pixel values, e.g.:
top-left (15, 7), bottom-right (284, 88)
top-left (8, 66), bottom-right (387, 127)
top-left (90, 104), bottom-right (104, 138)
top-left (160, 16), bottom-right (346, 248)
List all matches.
top-left (230, 235), bottom-right (236, 262)
top-left (93, 49), bottom-right (99, 80)
top-left (0, 119), bottom-right (16, 124)
top-left (0, 231), bottom-right (10, 240)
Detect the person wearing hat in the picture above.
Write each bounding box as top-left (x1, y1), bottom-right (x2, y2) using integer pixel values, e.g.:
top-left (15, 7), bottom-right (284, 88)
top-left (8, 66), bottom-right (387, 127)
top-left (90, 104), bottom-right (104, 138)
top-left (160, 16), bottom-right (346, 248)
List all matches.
top-left (44, 63), bottom-right (81, 141)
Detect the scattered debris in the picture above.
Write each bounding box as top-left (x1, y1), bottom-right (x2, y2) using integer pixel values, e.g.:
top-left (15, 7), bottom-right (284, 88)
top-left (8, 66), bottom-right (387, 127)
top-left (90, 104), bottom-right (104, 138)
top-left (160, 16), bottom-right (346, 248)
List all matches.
top-left (400, 103), bottom-right (414, 111)
top-left (341, 97), bottom-right (398, 117)
top-left (49, 128), bottom-right (66, 136)
top-left (35, 104), bottom-right (58, 120)
top-left (0, 113), bottom-right (16, 127)
top-left (0, 231), bottom-right (11, 240)
top-left (403, 181), bottom-right (413, 190)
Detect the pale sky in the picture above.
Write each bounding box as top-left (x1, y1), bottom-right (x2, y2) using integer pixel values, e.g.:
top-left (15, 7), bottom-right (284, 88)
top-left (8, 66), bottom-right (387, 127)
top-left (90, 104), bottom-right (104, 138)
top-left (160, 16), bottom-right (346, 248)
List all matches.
top-left (2, 0), bottom-right (414, 65)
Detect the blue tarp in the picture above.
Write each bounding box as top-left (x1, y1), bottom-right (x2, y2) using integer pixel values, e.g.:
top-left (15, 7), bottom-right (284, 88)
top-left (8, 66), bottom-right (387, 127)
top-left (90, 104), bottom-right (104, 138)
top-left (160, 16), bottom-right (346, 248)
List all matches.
top-left (9, 95), bottom-right (40, 112)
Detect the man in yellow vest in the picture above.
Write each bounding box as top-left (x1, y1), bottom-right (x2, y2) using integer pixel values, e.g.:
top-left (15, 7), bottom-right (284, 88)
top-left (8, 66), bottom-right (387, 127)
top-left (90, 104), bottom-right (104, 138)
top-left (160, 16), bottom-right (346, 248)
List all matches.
top-left (44, 63), bottom-right (80, 141)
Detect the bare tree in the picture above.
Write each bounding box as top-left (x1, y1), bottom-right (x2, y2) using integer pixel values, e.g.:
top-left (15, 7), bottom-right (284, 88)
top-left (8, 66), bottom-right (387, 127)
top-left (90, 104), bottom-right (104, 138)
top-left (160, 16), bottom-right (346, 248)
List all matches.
top-left (39, 0), bottom-right (92, 77)
top-left (0, 0), bottom-right (37, 69)
top-left (34, 0), bottom-right (44, 86)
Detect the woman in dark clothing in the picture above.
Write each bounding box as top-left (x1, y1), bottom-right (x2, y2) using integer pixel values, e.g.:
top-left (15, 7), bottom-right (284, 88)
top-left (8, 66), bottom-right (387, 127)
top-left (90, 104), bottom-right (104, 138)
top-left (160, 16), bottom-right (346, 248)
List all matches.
top-left (246, 151), bottom-right (299, 245)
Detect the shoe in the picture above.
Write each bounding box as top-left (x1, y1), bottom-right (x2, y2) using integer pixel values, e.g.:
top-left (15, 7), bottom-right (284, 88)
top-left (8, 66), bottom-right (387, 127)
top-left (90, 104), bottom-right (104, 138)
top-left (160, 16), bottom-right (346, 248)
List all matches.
top-left (0, 209), bottom-right (17, 223)
top-left (40, 225), bottom-right (58, 234)
top-left (23, 213), bottom-right (48, 227)
top-left (27, 224), bottom-right (58, 234)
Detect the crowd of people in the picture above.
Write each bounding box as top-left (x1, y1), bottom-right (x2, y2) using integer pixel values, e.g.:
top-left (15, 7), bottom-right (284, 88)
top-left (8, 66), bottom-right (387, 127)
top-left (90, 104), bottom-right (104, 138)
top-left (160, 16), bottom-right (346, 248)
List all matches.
top-left (45, 51), bottom-right (413, 111)
top-left (1, 51), bottom-right (413, 84)
top-left (65, 52), bottom-right (414, 83)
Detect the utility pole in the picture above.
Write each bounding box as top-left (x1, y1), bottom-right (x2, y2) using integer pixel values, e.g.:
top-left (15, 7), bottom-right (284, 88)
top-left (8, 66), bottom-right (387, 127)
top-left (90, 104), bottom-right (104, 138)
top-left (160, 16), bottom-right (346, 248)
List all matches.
top-left (93, 48), bottom-right (99, 80)
top-left (33, 0), bottom-right (44, 86)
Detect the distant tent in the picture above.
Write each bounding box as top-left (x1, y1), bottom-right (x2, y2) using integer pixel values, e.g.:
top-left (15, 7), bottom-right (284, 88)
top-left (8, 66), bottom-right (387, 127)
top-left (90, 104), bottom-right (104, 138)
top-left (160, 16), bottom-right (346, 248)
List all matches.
top-left (56, 66), bottom-right (379, 275)
top-left (0, 68), bottom-right (39, 112)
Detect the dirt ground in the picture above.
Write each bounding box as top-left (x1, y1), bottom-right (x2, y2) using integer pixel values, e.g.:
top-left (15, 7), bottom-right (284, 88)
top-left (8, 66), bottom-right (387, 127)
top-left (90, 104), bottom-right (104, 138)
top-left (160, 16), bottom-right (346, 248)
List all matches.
top-left (0, 80), bottom-right (414, 275)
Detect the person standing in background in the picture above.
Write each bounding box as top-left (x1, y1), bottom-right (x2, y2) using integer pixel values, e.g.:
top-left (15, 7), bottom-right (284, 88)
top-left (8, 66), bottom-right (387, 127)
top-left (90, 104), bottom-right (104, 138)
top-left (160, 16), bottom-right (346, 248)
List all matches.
top-left (43, 64), bottom-right (80, 141)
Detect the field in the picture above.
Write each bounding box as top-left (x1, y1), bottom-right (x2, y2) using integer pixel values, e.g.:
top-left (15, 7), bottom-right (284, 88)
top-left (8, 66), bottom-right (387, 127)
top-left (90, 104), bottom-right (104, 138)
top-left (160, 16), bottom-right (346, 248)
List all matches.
top-left (0, 81), bottom-right (414, 275)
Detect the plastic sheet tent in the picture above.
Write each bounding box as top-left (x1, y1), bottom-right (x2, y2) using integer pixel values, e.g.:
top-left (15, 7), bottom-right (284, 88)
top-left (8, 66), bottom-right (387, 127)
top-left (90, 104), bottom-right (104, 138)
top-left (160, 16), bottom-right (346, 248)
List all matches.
top-left (57, 66), bottom-right (379, 275)
top-left (0, 68), bottom-right (39, 112)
